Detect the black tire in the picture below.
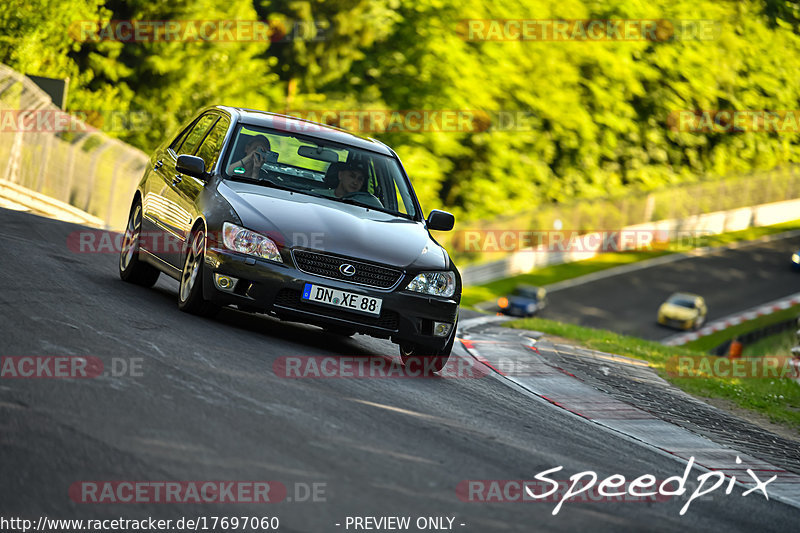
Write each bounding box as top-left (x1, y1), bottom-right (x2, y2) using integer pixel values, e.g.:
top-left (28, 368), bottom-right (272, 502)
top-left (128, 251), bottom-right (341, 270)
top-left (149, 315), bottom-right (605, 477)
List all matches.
top-left (119, 201), bottom-right (160, 287)
top-left (177, 227), bottom-right (219, 317)
top-left (399, 323), bottom-right (456, 374)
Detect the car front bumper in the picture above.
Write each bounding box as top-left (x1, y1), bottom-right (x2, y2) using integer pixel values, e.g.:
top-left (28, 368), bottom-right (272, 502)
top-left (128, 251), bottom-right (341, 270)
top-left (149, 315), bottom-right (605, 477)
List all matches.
top-left (658, 316), bottom-right (695, 330)
top-left (202, 248), bottom-right (459, 349)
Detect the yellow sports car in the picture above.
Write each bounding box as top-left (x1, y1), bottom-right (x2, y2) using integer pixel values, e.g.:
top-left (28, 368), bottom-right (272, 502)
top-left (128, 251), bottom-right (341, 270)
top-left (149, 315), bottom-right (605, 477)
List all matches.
top-left (657, 292), bottom-right (707, 330)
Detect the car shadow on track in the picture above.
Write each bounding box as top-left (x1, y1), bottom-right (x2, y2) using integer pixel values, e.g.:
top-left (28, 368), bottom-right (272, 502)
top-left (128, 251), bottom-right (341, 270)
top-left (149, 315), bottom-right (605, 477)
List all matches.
top-left (119, 276), bottom-right (391, 358)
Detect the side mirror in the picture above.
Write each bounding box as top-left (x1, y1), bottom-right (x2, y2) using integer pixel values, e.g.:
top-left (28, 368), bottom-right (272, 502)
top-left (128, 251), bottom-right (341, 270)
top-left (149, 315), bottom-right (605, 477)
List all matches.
top-left (176, 154), bottom-right (206, 179)
top-left (426, 209), bottom-right (455, 231)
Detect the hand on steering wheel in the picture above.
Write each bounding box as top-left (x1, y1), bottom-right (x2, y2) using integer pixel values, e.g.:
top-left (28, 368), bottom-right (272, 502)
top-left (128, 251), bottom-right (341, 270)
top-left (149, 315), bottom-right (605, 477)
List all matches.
top-left (343, 190), bottom-right (383, 207)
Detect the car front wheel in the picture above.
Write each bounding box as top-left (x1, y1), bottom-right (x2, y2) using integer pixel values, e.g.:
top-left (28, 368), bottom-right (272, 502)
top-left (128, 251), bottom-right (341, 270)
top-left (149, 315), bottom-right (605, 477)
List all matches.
top-left (178, 227), bottom-right (219, 317)
top-left (119, 201), bottom-right (160, 287)
top-left (399, 325), bottom-right (456, 374)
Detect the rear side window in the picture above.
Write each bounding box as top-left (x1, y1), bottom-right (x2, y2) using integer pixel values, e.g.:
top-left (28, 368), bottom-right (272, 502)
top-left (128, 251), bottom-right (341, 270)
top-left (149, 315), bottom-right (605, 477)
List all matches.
top-left (195, 116), bottom-right (230, 171)
top-left (169, 124), bottom-right (191, 151)
top-left (175, 114), bottom-right (218, 156)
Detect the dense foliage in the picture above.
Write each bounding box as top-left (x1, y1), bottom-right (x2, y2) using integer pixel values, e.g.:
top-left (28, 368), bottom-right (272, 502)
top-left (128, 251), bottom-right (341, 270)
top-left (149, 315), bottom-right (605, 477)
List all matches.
top-left (3, 0), bottom-right (800, 221)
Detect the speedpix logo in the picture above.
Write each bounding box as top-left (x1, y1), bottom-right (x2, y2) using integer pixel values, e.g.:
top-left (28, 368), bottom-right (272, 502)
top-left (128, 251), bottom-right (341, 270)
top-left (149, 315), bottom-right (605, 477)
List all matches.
top-left (458, 456), bottom-right (775, 516)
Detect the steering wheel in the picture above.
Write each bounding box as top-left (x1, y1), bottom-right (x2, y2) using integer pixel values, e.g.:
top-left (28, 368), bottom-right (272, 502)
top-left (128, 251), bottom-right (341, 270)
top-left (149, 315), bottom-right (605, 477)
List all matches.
top-left (258, 166), bottom-right (285, 183)
top-left (343, 191), bottom-right (383, 208)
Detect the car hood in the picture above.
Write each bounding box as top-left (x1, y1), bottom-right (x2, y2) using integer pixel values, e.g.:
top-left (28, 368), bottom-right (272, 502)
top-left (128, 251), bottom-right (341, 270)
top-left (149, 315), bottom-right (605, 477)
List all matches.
top-left (217, 180), bottom-right (449, 270)
top-left (659, 303), bottom-right (697, 321)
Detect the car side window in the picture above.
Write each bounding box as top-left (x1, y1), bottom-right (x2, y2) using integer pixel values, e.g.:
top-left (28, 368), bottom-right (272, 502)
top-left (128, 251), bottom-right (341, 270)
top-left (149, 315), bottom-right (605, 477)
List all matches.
top-left (374, 158), bottom-right (414, 216)
top-left (169, 123), bottom-right (192, 152)
top-left (175, 114), bottom-right (218, 156)
top-left (195, 116), bottom-right (230, 171)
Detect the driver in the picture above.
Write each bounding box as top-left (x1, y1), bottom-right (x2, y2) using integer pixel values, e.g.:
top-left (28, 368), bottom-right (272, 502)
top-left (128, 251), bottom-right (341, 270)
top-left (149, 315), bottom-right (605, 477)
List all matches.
top-left (333, 163), bottom-right (366, 198)
top-left (227, 136), bottom-right (271, 179)
top-left (315, 161), bottom-right (383, 208)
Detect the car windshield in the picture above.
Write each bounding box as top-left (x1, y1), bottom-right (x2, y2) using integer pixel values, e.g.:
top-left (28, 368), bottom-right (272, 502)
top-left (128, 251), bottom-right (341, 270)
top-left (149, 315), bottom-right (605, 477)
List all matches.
top-left (513, 287), bottom-right (540, 299)
top-left (223, 124), bottom-right (418, 218)
top-left (667, 295), bottom-right (696, 308)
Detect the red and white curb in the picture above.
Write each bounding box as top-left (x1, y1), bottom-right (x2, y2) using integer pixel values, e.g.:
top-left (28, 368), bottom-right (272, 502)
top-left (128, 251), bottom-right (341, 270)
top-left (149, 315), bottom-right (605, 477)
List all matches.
top-left (661, 292), bottom-right (800, 346)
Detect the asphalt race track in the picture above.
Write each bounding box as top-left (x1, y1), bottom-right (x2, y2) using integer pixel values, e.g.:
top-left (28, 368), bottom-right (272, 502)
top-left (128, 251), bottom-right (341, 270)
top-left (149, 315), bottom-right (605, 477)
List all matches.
top-left (1, 207), bottom-right (799, 532)
top-left (543, 236), bottom-right (800, 341)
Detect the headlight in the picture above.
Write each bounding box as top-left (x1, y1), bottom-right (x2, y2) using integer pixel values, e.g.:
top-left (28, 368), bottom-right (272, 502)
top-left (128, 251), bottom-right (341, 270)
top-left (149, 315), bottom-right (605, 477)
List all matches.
top-left (793, 253), bottom-right (799, 264)
top-left (222, 222), bottom-right (282, 263)
top-left (406, 271), bottom-right (456, 297)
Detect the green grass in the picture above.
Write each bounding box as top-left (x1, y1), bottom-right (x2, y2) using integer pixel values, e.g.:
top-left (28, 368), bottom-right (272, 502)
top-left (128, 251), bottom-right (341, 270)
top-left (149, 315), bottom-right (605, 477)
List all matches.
top-left (683, 304), bottom-right (800, 352)
top-left (460, 219), bottom-right (800, 309)
top-left (504, 317), bottom-right (800, 433)
top-left (701, 220), bottom-right (800, 247)
top-left (743, 328), bottom-right (797, 358)
top-left (461, 250), bottom-right (668, 307)
top-left (503, 317), bottom-right (697, 371)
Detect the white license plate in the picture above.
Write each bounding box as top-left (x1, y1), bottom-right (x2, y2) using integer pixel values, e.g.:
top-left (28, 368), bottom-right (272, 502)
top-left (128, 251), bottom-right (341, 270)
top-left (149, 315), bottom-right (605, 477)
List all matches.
top-left (301, 283), bottom-right (382, 316)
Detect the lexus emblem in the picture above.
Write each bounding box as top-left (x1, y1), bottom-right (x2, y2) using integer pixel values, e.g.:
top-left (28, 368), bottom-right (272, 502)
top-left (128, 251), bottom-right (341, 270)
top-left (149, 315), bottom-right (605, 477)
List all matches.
top-left (339, 263), bottom-right (356, 277)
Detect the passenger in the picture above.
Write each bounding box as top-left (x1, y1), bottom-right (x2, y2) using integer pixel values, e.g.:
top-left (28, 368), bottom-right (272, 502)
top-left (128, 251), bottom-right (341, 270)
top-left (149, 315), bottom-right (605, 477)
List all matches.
top-left (227, 136), bottom-right (271, 179)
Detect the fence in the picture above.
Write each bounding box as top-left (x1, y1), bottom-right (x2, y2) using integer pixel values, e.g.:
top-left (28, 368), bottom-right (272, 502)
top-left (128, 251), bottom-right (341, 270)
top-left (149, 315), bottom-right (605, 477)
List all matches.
top-left (711, 318), bottom-right (798, 356)
top-left (0, 63), bottom-right (148, 229)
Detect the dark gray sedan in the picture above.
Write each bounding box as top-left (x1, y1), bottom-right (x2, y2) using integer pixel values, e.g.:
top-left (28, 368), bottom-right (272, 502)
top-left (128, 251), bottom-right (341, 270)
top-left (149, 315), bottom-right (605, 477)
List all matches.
top-left (118, 106), bottom-right (460, 371)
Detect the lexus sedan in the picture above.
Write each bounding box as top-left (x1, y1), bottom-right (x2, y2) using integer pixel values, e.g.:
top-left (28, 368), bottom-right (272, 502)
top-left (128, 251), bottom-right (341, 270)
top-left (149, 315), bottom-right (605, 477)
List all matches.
top-left (119, 106), bottom-right (460, 370)
top-left (657, 292), bottom-right (707, 331)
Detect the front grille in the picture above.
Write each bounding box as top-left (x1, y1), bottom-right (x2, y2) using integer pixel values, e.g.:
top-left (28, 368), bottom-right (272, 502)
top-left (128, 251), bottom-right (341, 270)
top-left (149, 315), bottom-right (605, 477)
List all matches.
top-left (292, 250), bottom-right (403, 289)
top-left (274, 289), bottom-right (400, 330)
top-left (664, 318), bottom-right (690, 329)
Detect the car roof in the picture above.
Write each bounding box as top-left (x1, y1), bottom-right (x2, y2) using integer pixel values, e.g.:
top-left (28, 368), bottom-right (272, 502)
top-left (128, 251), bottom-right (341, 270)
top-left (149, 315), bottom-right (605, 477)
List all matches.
top-left (214, 106), bottom-right (394, 157)
top-left (668, 292), bottom-right (702, 300)
top-left (511, 285), bottom-right (542, 296)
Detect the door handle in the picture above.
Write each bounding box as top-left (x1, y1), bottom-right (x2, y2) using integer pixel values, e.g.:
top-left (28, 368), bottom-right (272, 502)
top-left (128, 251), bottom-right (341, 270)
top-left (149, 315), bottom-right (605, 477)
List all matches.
top-left (153, 160), bottom-right (163, 170)
top-left (172, 174), bottom-right (182, 186)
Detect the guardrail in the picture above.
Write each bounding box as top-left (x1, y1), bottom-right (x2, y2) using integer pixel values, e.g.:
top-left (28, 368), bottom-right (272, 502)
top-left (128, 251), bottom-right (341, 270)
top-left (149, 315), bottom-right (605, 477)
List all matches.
top-left (0, 63), bottom-right (147, 229)
top-left (458, 197), bottom-right (800, 286)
